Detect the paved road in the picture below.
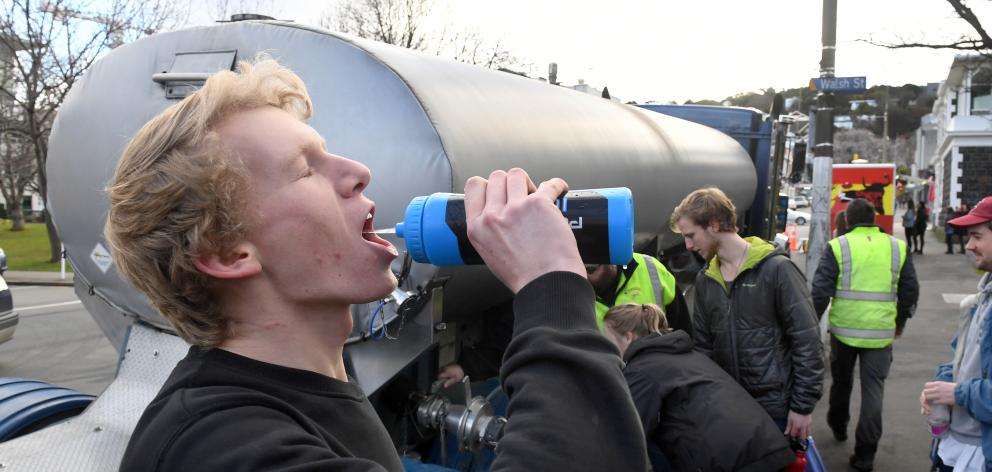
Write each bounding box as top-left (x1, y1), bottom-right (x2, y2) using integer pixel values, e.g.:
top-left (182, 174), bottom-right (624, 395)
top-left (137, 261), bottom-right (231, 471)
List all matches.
top-left (0, 285), bottom-right (118, 395)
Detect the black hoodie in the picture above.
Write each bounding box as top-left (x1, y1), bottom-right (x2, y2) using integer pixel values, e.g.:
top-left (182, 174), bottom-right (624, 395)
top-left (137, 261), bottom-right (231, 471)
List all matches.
top-left (623, 331), bottom-right (796, 472)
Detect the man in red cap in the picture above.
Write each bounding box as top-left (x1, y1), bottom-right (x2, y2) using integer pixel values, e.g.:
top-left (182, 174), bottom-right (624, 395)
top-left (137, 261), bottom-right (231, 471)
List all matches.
top-left (921, 196), bottom-right (992, 471)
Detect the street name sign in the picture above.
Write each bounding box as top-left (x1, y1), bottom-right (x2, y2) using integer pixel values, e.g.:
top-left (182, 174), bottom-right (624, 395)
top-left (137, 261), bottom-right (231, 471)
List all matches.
top-left (809, 76), bottom-right (867, 93)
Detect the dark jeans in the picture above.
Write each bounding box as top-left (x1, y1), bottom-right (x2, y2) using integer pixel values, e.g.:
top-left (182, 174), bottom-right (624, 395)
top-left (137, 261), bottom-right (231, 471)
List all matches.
top-left (827, 335), bottom-right (893, 463)
top-left (914, 225), bottom-right (927, 252)
top-left (945, 232), bottom-right (967, 254)
top-left (905, 227), bottom-right (916, 252)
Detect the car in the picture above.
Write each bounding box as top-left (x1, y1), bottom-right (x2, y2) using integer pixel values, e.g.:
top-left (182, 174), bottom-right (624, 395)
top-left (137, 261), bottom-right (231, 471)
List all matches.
top-left (788, 209), bottom-right (810, 225)
top-left (0, 247), bottom-right (6, 274)
top-left (792, 196), bottom-right (810, 208)
top-left (0, 274), bottom-right (15, 345)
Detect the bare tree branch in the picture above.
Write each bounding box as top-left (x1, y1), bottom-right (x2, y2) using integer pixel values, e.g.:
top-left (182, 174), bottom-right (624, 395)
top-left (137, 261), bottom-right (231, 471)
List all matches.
top-left (862, 0), bottom-right (991, 56)
top-left (859, 37), bottom-right (986, 51)
top-left (947, 0), bottom-right (992, 51)
top-left (322, 0), bottom-right (523, 71)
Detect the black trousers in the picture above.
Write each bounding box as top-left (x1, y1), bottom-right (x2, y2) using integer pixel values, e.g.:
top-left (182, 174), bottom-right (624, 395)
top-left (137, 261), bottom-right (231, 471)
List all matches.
top-left (905, 227), bottom-right (916, 252)
top-left (827, 335), bottom-right (893, 462)
top-left (914, 226), bottom-right (927, 252)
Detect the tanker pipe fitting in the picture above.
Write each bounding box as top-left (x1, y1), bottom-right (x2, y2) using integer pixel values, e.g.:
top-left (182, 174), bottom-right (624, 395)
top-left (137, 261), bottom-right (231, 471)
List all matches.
top-left (413, 394), bottom-right (504, 453)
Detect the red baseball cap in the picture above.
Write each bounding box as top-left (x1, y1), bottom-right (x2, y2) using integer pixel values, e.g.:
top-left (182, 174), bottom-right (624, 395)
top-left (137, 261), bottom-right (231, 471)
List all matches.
top-left (949, 196), bottom-right (992, 229)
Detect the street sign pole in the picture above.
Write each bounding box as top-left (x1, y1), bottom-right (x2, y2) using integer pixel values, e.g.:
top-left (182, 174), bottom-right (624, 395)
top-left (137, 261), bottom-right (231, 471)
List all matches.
top-left (807, 0), bottom-right (837, 288)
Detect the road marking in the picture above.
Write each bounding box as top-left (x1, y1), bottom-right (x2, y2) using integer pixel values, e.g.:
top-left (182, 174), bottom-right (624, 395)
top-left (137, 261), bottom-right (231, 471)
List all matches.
top-left (943, 294), bottom-right (971, 305)
top-left (16, 300), bottom-right (83, 312)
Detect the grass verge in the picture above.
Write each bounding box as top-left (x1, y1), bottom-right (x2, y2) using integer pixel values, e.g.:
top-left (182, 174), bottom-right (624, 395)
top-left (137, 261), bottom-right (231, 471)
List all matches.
top-left (0, 220), bottom-right (73, 272)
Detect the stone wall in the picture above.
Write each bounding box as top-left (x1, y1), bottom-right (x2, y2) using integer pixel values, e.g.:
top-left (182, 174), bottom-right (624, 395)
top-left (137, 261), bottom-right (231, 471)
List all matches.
top-left (960, 146), bottom-right (992, 205)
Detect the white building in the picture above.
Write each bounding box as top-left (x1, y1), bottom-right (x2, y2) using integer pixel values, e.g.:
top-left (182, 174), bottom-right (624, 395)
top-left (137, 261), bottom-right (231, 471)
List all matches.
top-left (916, 54), bottom-right (992, 225)
top-left (849, 99), bottom-right (878, 111)
top-left (0, 191), bottom-right (45, 220)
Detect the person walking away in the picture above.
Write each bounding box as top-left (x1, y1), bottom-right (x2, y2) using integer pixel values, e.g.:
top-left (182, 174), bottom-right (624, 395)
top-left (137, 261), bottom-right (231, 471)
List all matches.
top-left (922, 195), bottom-right (992, 472)
top-left (836, 208), bottom-right (851, 238)
top-left (947, 206), bottom-right (959, 255)
top-left (916, 201), bottom-right (930, 254)
top-left (956, 204), bottom-right (971, 254)
top-left (671, 187), bottom-right (824, 440)
top-left (602, 303), bottom-right (796, 472)
top-left (904, 200), bottom-right (917, 253)
top-left (811, 198), bottom-right (919, 472)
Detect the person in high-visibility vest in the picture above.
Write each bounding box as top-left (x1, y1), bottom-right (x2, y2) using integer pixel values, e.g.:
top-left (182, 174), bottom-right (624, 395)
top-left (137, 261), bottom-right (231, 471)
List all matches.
top-left (812, 198), bottom-right (920, 472)
top-left (439, 252), bottom-right (690, 388)
top-left (586, 253), bottom-right (690, 335)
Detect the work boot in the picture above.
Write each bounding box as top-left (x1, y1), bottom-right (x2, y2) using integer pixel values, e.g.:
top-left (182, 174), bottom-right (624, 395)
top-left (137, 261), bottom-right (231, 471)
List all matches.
top-left (827, 418), bottom-right (848, 441)
top-left (848, 454), bottom-right (873, 472)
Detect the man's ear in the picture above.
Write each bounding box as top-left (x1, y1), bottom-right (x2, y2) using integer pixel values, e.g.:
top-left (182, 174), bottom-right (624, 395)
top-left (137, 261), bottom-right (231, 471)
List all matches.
top-left (193, 242), bottom-right (261, 280)
top-left (707, 219), bottom-right (721, 234)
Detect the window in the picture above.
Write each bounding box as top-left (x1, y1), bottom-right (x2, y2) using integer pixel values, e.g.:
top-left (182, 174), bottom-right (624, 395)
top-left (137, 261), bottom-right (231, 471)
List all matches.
top-left (971, 69), bottom-right (992, 115)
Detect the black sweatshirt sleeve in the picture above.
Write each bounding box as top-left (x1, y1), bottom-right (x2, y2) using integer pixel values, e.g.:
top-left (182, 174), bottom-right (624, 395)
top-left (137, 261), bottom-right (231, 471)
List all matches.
top-left (810, 246), bottom-right (839, 319)
top-left (494, 271), bottom-right (649, 472)
top-left (896, 252), bottom-right (920, 330)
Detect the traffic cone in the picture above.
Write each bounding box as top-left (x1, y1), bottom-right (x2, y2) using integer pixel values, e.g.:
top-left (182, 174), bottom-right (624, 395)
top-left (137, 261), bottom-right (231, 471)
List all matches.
top-left (788, 224), bottom-right (799, 251)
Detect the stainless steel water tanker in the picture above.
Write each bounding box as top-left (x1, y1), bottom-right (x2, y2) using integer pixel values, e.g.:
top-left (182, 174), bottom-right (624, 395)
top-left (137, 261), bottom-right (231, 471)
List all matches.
top-left (47, 20), bottom-right (756, 393)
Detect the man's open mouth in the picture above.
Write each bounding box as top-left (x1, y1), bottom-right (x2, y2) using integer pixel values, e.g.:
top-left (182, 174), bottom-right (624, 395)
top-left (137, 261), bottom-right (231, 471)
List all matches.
top-left (363, 206), bottom-right (396, 252)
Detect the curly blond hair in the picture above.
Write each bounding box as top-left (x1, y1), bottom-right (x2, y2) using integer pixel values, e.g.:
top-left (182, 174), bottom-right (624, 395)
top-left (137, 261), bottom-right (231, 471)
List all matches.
top-left (105, 57), bottom-right (313, 346)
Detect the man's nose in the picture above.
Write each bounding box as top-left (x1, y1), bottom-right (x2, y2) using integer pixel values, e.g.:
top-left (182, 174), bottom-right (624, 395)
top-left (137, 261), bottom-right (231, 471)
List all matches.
top-left (331, 154), bottom-right (372, 197)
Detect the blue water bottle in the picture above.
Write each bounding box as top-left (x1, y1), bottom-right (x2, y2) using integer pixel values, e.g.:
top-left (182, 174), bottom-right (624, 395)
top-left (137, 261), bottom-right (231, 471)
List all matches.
top-left (394, 188), bottom-right (634, 266)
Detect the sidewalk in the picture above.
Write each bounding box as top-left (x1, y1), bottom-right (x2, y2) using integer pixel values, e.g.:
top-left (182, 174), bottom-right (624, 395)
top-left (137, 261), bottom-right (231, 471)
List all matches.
top-left (2, 270), bottom-right (74, 286)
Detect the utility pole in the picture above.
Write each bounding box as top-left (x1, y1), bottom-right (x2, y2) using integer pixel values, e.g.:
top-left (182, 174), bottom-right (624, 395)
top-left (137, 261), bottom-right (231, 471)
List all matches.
top-left (881, 96), bottom-right (890, 162)
top-left (806, 0), bottom-right (837, 286)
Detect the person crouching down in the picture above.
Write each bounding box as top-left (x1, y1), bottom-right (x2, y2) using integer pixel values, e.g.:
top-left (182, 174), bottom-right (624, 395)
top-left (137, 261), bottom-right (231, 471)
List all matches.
top-left (602, 303), bottom-right (797, 472)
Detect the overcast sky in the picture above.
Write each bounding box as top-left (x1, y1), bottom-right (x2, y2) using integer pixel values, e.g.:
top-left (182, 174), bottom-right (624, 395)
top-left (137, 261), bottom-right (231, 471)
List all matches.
top-left (201, 0), bottom-right (990, 103)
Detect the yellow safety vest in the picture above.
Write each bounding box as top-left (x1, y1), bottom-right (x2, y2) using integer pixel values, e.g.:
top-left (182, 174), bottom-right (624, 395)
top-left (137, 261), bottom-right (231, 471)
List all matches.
top-left (827, 226), bottom-right (906, 348)
top-left (595, 253), bottom-right (676, 330)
